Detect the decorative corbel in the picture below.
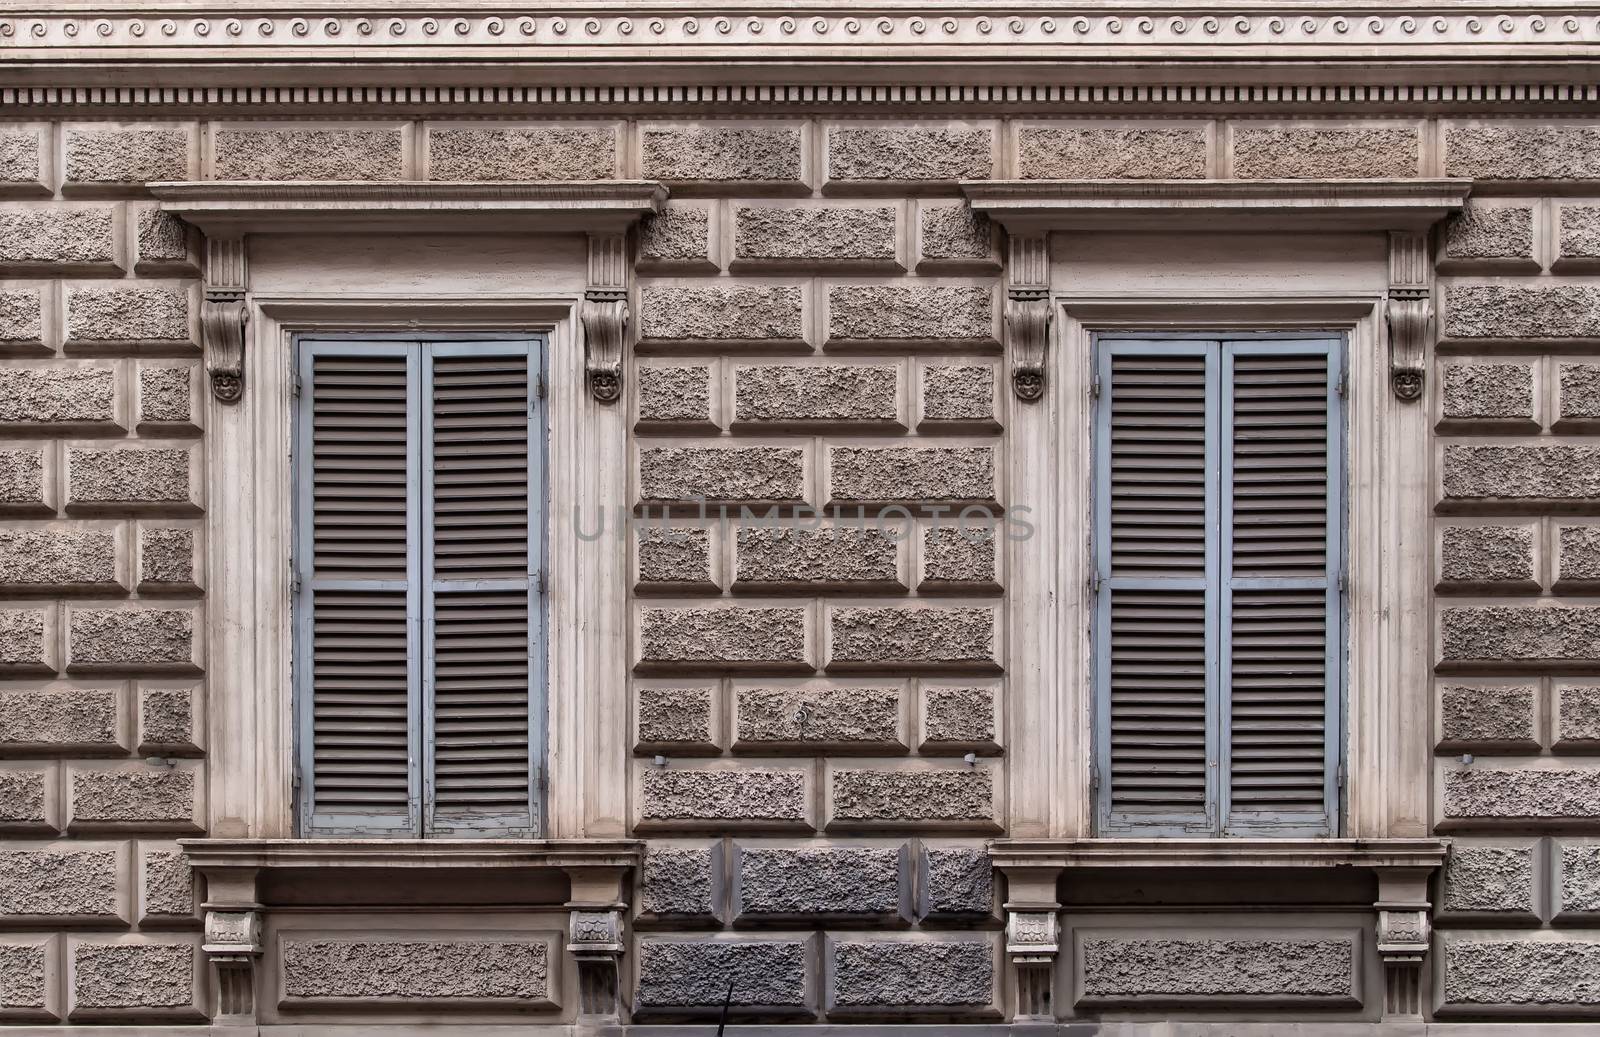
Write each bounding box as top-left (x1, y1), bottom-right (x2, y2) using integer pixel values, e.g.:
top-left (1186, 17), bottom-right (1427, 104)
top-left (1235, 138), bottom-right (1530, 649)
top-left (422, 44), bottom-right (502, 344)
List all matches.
top-left (564, 863), bottom-right (631, 1024)
top-left (1005, 232), bottom-right (1051, 401)
top-left (1386, 231), bottom-right (1431, 402)
top-left (201, 236), bottom-right (249, 403)
top-left (582, 232), bottom-right (629, 403)
top-left (203, 908), bottom-right (262, 1023)
top-left (1375, 867), bottom-right (1435, 1019)
top-left (997, 863), bottom-right (1064, 1022)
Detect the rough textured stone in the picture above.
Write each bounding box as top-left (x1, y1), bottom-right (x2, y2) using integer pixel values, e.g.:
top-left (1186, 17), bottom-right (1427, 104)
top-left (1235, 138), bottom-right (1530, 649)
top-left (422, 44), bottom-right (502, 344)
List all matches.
top-left (636, 527), bottom-right (713, 586)
top-left (830, 446), bottom-right (995, 503)
top-left (0, 609), bottom-right (50, 672)
top-left (1442, 937), bottom-right (1600, 1006)
top-left (0, 940), bottom-right (49, 1013)
top-left (134, 209), bottom-right (188, 268)
top-left (0, 290), bottom-right (42, 344)
top-left (736, 846), bottom-right (903, 918)
top-left (638, 207), bottom-right (713, 266)
top-left (636, 938), bottom-right (811, 1012)
top-left (639, 768), bottom-right (809, 826)
top-left (1438, 525), bottom-right (1534, 584)
top-left (636, 365), bottom-right (712, 425)
top-left (1559, 206), bottom-right (1600, 262)
top-left (1440, 606), bottom-right (1600, 665)
top-left (1080, 937), bottom-right (1353, 999)
top-left (830, 768), bottom-right (994, 825)
top-left (71, 941), bottom-right (194, 1010)
top-left (1559, 364), bottom-right (1600, 423)
top-left (828, 284), bottom-right (995, 343)
top-left (66, 285), bottom-right (191, 345)
top-left (922, 527), bottom-right (996, 585)
top-left (636, 684), bottom-right (716, 746)
top-left (1017, 126), bottom-right (1207, 179)
top-left (735, 527), bottom-right (899, 586)
top-left (70, 768), bottom-right (195, 828)
top-left (0, 366), bottom-right (117, 429)
top-left (1442, 843), bottom-right (1537, 914)
top-left (0, 130), bottom-right (42, 186)
top-left (64, 127), bottom-right (190, 184)
top-left (214, 127), bottom-right (404, 181)
top-left (281, 938), bottom-right (548, 1000)
top-left (138, 527), bottom-right (194, 588)
top-left (1442, 445), bottom-right (1600, 504)
top-left (1558, 527), bottom-right (1600, 586)
top-left (0, 528), bottom-right (117, 589)
top-left (138, 685), bottom-right (197, 751)
top-left (735, 684), bottom-right (902, 747)
top-left (921, 847), bottom-right (993, 916)
top-left (1444, 206), bottom-right (1536, 261)
top-left (735, 365), bottom-right (898, 425)
top-left (1446, 124), bottom-right (1600, 180)
top-left (1558, 845), bottom-right (1600, 915)
top-left (0, 846), bottom-right (120, 920)
top-left (922, 365), bottom-right (996, 423)
top-left (640, 846), bottom-right (718, 919)
top-left (1233, 126), bottom-right (1419, 178)
top-left (0, 769), bottom-right (49, 828)
top-left (1556, 685), bottom-right (1600, 746)
top-left (1438, 684), bottom-right (1538, 747)
top-left (639, 606), bottom-right (808, 667)
top-left (0, 685), bottom-right (119, 750)
top-left (1444, 766), bottom-right (1600, 821)
top-left (0, 449), bottom-right (46, 510)
top-left (426, 126), bottom-right (615, 180)
top-left (140, 851), bottom-right (194, 919)
top-left (136, 367), bottom-right (193, 426)
top-left (641, 126), bottom-right (805, 187)
top-left (830, 939), bottom-right (993, 1009)
top-left (68, 608), bottom-right (194, 670)
top-left (922, 685), bottom-right (996, 745)
top-left (1440, 363), bottom-right (1535, 422)
top-left (1444, 284), bottom-right (1600, 340)
top-left (827, 126), bottom-right (994, 182)
top-left (735, 206), bottom-right (897, 265)
top-left (0, 209), bottom-right (118, 269)
top-left (830, 606), bottom-right (996, 667)
top-left (67, 448), bottom-right (192, 509)
top-left (639, 445), bottom-right (804, 504)
top-left (919, 205), bottom-right (995, 263)
top-left (639, 284), bottom-right (805, 344)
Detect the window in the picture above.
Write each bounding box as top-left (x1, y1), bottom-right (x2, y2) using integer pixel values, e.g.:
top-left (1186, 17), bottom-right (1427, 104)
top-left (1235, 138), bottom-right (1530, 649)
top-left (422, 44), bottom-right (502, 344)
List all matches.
top-left (292, 338), bottom-right (546, 837)
top-left (1092, 336), bottom-right (1344, 837)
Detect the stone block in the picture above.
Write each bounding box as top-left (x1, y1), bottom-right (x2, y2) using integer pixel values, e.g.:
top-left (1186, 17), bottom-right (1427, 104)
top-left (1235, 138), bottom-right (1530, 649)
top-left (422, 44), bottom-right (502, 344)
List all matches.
top-left (1440, 445), bottom-right (1600, 508)
top-left (135, 364), bottom-right (199, 432)
top-left (1558, 526), bottom-right (1600, 588)
top-left (1439, 933), bottom-right (1600, 1012)
top-left (63, 126), bottom-right (193, 186)
top-left (732, 680), bottom-right (907, 751)
top-left (638, 444), bottom-right (806, 505)
top-left (0, 207), bottom-right (122, 275)
top-left (635, 682), bottom-right (719, 752)
top-left (425, 124), bottom-right (617, 180)
top-left (0, 127), bottom-right (47, 195)
top-left (827, 936), bottom-right (997, 1015)
top-left (828, 605), bottom-right (999, 670)
top-left (65, 283), bottom-right (196, 351)
top-left (0, 682), bottom-right (125, 753)
top-left (920, 682), bottom-right (1000, 751)
top-left (1441, 206), bottom-right (1537, 265)
top-left (136, 682), bottom-right (203, 756)
top-left (636, 526), bottom-right (716, 591)
top-left (66, 605), bottom-right (199, 674)
top-left (827, 283), bottom-right (998, 347)
top-left (66, 937), bottom-right (202, 1020)
top-left (66, 443), bottom-right (200, 514)
top-left (132, 208), bottom-right (193, 273)
top-left (1555, 684), bottom-right (1600, 749)
top-left (1232, 125), bottom-right (1419, 178)
top-left (825, 125), bottom-right (995, 186)
top-left (0, 287), bottom-right (44, 349)
top-left (0, 764), bottom-right (57, 833)
top-left (1437, 525), bottom-right (1536, 588)
top-left (917, 204), bottom-right (999, 270)
top-left (638, 206), bottom-right (715, 271)
top-left (828, 445), bottom-right (996, 505)
top-left (1557, 363), bottom-right (1600, 429)
top-left (279, 935), bottom-right (553, 1005)
top-left (1558, 206), bottom-right (1600, 267)
top-left (733, 205), bottom-right (899, 270)
top-left (137, 844), bottom-right (195, 924)
top-left (635, 936), bottom-right (816, 1018)
top-left (637, 764), bottom-right (812, 831)
top-left (0, 607), bottom-right (57, 675)
top-left (0, 364), bottom-right (121, 433)
top-left (920, 364), bottom-right (998, 427)
top-left (1017, 124), bottom-right (1208, 179)
top-left (0, 446), bottom-right (52, 515)
top-left (1439, 605), bottom-right (1600, 668)
top-left (920, 526), bottom-right (998, 588)
top-left (1440, 840), bottom-right (1539, 918)
top-left (1443, 284), bottom-right (1600, 341)
top-left (1446, 123), bottom-right (1600, 180)
top-left (640, 125), bottom-right (808, 193)
top-left (1438, 362), bottom-right (1537, 428)
top-left (638, 283), bottom-right (807, 349)
top-left (66, 763), bottom-right (202, 833)
top-left (0, 525), bottom-right (122, 593)
top-left (137, 526), bottom-right (198, 592)
top-left (1076, 931), bottom-right (1359, 1006)
top-left (919, 845), bottom-right (994, 918)
top-left (636, 364), bottom-right (715, 428)
top-left (734, 844), bottom-right (910, 922)
top-left (734, 364), bottom-right (901, 428)
top-left (1441, 763), bottom-right (1600, 824)
top-left (1437, 682), bottom-right (1539, 750)
top-left (639, 843), bottom-right (723, 922)
top-left (0, 935), bottom-right (58, 1021)
top-left (826, 763), bottom-right (999, 830)
top-left (213, 125), bottom-right (405, 181)
top-left (0, 841), bottom-right (128, 924)
top-left (734, 526), bottom-right (903, 589)
top-left (1556, 843), bottom-right (1600, 919)
top-left (637, 605), bottom-right (811, 671)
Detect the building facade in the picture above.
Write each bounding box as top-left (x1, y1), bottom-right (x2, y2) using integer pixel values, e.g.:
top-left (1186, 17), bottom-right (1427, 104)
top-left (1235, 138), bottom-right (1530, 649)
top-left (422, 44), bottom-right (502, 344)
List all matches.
top-left (2, 2), bottom-right (1600, 1032)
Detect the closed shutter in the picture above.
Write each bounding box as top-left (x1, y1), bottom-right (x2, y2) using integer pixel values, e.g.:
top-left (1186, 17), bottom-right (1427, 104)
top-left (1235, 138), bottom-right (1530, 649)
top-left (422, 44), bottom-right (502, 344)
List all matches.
top-left (1094, 338), bottom-right (1341, 837)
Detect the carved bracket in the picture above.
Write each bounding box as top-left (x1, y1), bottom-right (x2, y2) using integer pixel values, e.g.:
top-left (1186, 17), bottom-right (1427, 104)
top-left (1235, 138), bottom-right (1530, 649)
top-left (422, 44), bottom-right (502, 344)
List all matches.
top-left (1005, 908), bottom-right (1061, 1021)
top-left (1387, 231), bottom-right (1432, 402)
top-left (1375, 867), bottom-right (1436, 1020)
top-left (1005, 232), bottom-right (1051, 401)
top-left (203, 908), bottom-right (263, 1023)
top-left (568, 907), bottom-right (626, 1022)
top-left (584, 232), bottom-right (630, 403)
top-left (201, 236), bottom-right (249, 403)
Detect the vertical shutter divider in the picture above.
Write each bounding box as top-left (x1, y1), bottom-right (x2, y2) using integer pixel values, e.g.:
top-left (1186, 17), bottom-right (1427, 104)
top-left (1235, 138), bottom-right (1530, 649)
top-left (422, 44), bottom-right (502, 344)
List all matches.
top-left (1207, 342), bottom-right (1227, 834)
top-left (415, 341), bottom-right (435, 837)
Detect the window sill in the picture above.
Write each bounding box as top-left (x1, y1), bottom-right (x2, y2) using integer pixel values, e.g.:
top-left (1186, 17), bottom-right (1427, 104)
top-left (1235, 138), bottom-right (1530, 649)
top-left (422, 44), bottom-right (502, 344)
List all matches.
top-left (989, 837), bottom-right (1448, 872)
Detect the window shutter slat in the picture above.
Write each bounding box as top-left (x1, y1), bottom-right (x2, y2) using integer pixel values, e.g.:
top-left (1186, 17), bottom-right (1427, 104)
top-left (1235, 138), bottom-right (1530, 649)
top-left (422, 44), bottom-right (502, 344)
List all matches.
top-left (1109, 355), bottom-right (1208, 577)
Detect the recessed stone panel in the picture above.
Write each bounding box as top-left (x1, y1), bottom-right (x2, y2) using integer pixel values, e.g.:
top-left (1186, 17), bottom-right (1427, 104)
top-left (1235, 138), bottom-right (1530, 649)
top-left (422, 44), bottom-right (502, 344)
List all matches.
top-left (733, 843), bottom-right (911, 923)
top-left (425, 124), bottom-right (617, 180)
top-left (827, 284), bottom-right (998, 349)
top-left (67, 605), bottom-right (200, 674)
top-left (918, 844), bottom-right (994, 919)
top-left (636, 363), bottom-right (715, 429)
top-left (0, 206), bottom-right (123, 275)
top-left (919, 681), bottom-right (1000, 752)
top-left (64, 283), bottom-right (197, 352)
top-left (1439, 932), bottom-right (1600, 1015)
top-left (136, 681), bottom-right (203, 756)
top-left (0, 445), bottom-right (53, 515)
top-left (1075, 929), bottom-right (1360, 1007)
top-left (1016, 124), bottom-right (1208, 179)
top-left (637, 605), bottom-right (811, 672)
top-left (1437, 681), bottom-right (1539, 751)
top-left (634, 681), bottom-right (720, 753)
top-left (63, 125), bottom-right (194, 187)
top-left (0, 126), bottom-right (48, 196)
top-left (1440, 762), bottom-right (1600, 825)
top-left (638, 444), bottom-right (807, 506)
top-left (66, 936), bottom-right (203, 1021)
top-left (636, 762), bottom-right (813, 832)
top-left (1442, 284), bottom-right (1600, 342)
top-left (1439, 605), bottom-right (1600, 669)
top-left (825, 124), bottom-right (995, 187)
top-left (734, 526), bottom-right (904, 590)
top-left (917, 204), bottom-right (999, 271)
top-left (0, 606), bottom-right (58, 676)
top-left (733, 364), bottom-right (902, 429)
top-left (1439, 839), bottom-right (1540, 920)
top-left (0, 934), bottom-right (58, 1022)
top-left (213, 125), bottom-right (405, 181)
top-left (638, 842), bottom-right (724, 923)
top-left (732, 679), bottom-right (908, 752)
top-left (825, 761), bottom-right (1000, 831)
top-left (639, 124), bottom-right (809, 194)
top-left (638, 283), bottom-right (808, 350)
top-left (1440, 445), bottom-right (1600, 510)
top-left (828, 605), bottom-right (998, 671)
top-left (0, 525), bottom-right (124, 594)
top-left (135, 364), bottom-right (200, 434)
top-left (1555, 683), bottom-right (1600, 750)
top-left (827, 445), bottom-right (996, 506)
top-left (0, 763), bottom-right (58, 834)
top-left (1445, 123), bottom-right (1600, 180)
top-left (1438, 362), bottom-right (1537, 429)
top-left (732, 205), bottom-right (900, 271)
top-left (1557, 363), bottom-right (1600, 430)
top-left (278, 933), bottom-right (554, 1006)
top-left (635, 526), bottom-right (717, 592)
top-left (0, 841), bottom-right (129, 925)
top-left (65, 762), bottom-right (203, 833)
top-left (825, 935), bottom-right (998, 1015)
top-left (637, 206), bottom-right (716, 272)
top-left (0, 286), bottom-right (45, 351)
top-left (1441, 206), bottom-right (1537, 267)
top-left (919, 363), bottom-right (999, 428)
top-left (136, 842), bottom-right (196, 925)
top-left (1232, 124), bottom-right (1419, 178)
top-left (635, 935), bottom-right (816, 1018)
top-left (0, 682), bottom-right (125, 754)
